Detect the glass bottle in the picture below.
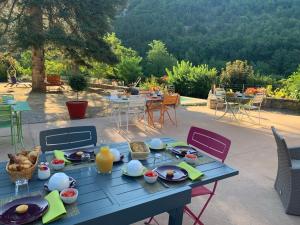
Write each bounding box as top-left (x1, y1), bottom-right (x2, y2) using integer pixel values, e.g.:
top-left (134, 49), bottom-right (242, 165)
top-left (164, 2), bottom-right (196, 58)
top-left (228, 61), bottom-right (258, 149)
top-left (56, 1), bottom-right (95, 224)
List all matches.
top-left (95, 146), bottom-right (114, 174)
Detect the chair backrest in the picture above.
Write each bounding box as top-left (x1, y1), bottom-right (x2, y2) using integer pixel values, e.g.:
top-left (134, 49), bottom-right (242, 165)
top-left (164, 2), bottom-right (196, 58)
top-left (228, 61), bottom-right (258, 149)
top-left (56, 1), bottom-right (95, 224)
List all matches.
top-left (128, 95), bottom-right (146, 108)
top-left (0, 105), bottom-right (13, 125)
top-left (215, 88), bottom-right (226, 99)
top-left (187, 126), bottom-right (231, 162)
top-left (271, 126), bottom-right (291, 168)
top-left (39, 126), bottom-right (97, 152)
top-left (252, 93), bottom-right (265, 104)
top-left (0, 94), bottom-right (14, 103)
top-left (163, 94), bottom-right (179, 106)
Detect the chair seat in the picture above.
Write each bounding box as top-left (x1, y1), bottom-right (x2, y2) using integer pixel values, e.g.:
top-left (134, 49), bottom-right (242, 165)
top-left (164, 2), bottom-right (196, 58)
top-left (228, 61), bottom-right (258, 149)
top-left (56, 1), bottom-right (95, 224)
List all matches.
top-left (191, 185), bottom-right (213, 197)
top-left (291, 159), bottom-right (300, 169)
top-left (242, 105), bottom-right (258, 110)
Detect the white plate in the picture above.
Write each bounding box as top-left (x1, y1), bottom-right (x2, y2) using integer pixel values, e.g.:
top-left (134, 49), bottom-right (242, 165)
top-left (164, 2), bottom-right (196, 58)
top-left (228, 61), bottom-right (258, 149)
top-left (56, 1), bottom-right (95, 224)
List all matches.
top-left (121, 165), bottom-right (147, 177)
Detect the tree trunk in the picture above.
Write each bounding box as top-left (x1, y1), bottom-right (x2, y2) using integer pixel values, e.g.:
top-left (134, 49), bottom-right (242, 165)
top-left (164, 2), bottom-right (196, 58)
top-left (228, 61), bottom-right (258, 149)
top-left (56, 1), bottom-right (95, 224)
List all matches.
top-left (30, 6), bottom-right (45, 92)
top-left (32, 47), bottom-right (45, 91)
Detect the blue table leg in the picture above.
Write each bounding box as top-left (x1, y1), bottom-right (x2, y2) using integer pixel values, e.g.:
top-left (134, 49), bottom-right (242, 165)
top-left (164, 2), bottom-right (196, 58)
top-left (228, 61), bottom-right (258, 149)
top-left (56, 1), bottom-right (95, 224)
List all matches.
top-left (168, 206), bottom-right (184, 225)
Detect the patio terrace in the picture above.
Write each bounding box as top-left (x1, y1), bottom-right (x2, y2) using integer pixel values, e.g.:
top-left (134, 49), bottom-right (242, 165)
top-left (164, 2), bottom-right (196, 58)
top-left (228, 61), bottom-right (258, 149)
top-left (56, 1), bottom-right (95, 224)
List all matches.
top-left (1, 84), bottom-right (300, 225)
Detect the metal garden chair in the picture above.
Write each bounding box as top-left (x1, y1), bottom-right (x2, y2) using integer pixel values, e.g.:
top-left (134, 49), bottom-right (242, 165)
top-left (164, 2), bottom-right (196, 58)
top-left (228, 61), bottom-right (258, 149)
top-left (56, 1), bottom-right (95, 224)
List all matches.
top-left (0, 105), bottom-right (18, 151)
top-left (240, 93), bottom-right (265, 124)
top-left (145, 126), bottom-right (231, 225)
top-left (272, 126), bottom-right (300, 215)
top-left (39, 126), bottom-right (97, 153)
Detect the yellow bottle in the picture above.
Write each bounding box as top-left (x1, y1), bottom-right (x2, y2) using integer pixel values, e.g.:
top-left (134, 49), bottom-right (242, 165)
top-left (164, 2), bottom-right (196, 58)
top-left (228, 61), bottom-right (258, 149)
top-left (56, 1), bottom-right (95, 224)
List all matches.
top-left (95, 146), bottom-right (114, 174)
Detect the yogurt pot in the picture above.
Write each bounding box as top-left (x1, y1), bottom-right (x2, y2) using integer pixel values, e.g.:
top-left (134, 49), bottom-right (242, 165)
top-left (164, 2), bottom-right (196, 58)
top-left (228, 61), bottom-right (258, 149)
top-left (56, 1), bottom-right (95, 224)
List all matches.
top-left (38, 163), bottom-right (51, 180)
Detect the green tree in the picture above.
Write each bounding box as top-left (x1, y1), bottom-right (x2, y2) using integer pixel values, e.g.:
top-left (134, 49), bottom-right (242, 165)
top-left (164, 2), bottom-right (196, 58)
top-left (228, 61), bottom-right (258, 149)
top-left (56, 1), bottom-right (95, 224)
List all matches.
top-left (0, 0), bottom-right (126, 91)
top-left (220, 60), bottom-right (254, 87)
top-left (167, 60), bottom-right (217, 98)
top-left (144, 40), bottom-right (177, 77)
top-left (116, 56), bottom-right (143, 84)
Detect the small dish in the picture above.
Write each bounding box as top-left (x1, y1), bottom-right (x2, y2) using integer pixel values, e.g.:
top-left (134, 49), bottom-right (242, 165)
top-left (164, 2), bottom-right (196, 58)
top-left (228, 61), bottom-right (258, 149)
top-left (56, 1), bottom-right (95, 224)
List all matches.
top-left (60, 188), bottom-right (78, 204)
top-left (65, 151), bottom-right (94, 162)
top-left (50, 159), bottom-right (65, 170)
top-left (121, 165), bottom-right (147, 177)
top-left (184, 154), bottom-right (198, 165)
top-left (144, 170), bottom-right (158, 184)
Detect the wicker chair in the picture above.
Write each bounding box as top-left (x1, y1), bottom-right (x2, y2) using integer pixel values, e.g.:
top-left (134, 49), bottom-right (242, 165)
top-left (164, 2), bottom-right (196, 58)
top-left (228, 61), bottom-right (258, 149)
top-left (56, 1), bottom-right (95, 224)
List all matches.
top-left (272, 126), bottom-right (300, 215)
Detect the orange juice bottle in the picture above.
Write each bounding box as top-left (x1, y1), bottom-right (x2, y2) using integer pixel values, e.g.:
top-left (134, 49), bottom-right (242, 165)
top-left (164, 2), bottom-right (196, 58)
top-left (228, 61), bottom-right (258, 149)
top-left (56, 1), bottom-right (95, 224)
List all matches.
top-left (95, 146), bottom-right (114, 174)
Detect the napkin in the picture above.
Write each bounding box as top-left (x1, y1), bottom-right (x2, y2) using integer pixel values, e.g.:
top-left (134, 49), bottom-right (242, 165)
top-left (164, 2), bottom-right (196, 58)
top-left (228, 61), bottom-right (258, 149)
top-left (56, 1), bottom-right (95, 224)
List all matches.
top-left (168, 141), bottom-right (188, 147)
top-left (178, 162), bottom-right (203, 181)
top-left (42, 190), bottom-right (66, 224)
top-left (54, 150), bottom-right (71, 164)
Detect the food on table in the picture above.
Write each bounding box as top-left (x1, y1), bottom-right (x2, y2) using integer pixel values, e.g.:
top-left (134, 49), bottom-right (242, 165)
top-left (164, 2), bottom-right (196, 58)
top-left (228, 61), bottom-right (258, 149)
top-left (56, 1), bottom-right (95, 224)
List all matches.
top-left (149, 138), bottom-right (164, 149)
top-left (145, 170), bottom-right (157, 177)
top-left (166, 169), bottom-right (175, 178)
top-left (95, 147), bottom-right (114, 174)
top-left (185, 154), bottom-right (197, 159)
top-left (48, 173), bottom-right (70, 191)
top-left (15, 204), bottom-right (29, 214)
top-left (184, 153), bottom-right (198, 164)
top-left (144, 170), bottom-right (158, 183)
top-left (51, 159), bottom-right (65, 164)
top-left (127, 160), bottom-right (144, 176)
top-left (7, 147), bottom-right (40, 172)
top-left (76, 151), bottom-right (84, 157)
top-left (61, 189), bottom-right (76, 197)
top-left (130, 142), bottom-right (148, 152)
top-left (38, 163), bottom-right (51, 180)
top-left (110, 148), bottom-right (121, 162)
top-left (60, 188), bottom-right (78, 204)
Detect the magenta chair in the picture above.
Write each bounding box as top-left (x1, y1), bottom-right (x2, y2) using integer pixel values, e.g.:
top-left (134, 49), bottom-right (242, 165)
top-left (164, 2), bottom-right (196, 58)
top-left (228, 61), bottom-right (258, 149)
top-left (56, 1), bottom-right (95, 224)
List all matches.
top-left (145, 126), bottom-right (231, 225)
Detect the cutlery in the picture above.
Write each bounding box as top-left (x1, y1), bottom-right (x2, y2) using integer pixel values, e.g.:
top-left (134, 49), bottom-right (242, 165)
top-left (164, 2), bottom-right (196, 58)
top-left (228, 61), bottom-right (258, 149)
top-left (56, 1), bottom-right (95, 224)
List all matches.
top-left (157, 178), bottom-right (170, 188)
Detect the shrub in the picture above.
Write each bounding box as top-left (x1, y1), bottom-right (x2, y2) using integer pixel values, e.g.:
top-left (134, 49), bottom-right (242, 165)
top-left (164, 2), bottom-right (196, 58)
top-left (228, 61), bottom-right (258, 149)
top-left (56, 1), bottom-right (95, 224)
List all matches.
top-left (68, 74), bottom-right (88, 100)
top-left (140, 76), bottom-right (166, 91)
top-left (116, 56), bottom-right (143, 85)
top-left (166, 61), bottom-right (217, 98)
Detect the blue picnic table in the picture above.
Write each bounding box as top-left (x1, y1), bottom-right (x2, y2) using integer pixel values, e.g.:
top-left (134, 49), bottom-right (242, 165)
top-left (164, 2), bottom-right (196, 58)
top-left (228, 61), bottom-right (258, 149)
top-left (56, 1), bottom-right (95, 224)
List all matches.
top-left (0, 138), bottom-right (238, 225)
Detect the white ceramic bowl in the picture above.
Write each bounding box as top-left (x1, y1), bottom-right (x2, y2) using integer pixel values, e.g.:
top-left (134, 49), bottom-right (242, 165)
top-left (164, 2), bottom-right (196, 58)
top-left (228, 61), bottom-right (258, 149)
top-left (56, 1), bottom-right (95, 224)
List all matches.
top-left (48, 172), bottom-right (70, 191)
top-left (127, 160), bottom-right (144, 176)
top-left (184, 154), bottom-right (198, 165)
top-left (149, 138), bottom-right (164, 150)
top-left (50, 159), bottom-right (65, 170)
top-left (144, 171), bottom-right (158, 184)
top-left (110, 148), bottom-right (121, 162)
top-left (60, 188), bottom-right (78, 204)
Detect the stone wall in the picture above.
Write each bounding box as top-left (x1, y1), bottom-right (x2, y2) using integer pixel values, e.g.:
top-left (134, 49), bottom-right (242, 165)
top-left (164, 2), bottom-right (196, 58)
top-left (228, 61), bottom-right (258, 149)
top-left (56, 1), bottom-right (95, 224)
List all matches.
top-left (262, 97), bottom-right (300, 112)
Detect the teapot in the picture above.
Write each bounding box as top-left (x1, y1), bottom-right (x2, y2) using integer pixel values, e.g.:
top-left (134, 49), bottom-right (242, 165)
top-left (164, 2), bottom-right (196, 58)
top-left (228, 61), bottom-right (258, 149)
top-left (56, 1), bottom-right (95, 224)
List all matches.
top-left (48, 172), bottom-right (70, 191)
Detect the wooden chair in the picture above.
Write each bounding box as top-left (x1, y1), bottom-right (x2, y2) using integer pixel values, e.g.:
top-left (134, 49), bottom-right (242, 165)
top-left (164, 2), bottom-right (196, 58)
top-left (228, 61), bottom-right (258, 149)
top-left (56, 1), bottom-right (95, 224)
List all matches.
top-left (44, 75), bottom-right (65, 91)
top-left (39, 126), bottom-right (97, 152)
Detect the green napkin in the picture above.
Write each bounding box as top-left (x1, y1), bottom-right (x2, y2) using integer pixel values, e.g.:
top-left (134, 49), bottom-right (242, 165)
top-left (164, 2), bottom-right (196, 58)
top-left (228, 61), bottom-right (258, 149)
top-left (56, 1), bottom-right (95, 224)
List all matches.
top-left (42, 190), bottom-right (67, 224)
top-left (168, 141), bottom-right (188, 147)
top-left (54, 150), bottom-right (71, 164)
top-left (178, 162), bottom-right (204, 181)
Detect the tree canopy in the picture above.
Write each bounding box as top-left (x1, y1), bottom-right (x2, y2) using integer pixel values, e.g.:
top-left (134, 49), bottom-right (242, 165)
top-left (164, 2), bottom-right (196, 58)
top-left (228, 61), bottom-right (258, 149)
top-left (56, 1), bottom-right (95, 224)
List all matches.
top-left (115, 0), bottom-right (300, 77)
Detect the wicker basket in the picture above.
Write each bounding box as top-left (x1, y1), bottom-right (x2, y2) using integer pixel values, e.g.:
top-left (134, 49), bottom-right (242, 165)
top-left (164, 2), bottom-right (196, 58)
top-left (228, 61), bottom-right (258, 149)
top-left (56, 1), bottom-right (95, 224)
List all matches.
top-left (6, 154), bottom-right (39, 183)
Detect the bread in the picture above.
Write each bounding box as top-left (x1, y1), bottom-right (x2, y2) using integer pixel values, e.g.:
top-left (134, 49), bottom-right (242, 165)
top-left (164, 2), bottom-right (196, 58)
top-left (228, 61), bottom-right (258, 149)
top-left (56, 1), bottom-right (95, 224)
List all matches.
top-left (15, 204), bottom-right (29, 214)
top-left (7, 147), bottom-right (40, 172)
top-left (166, 170), bottom-right (175, 178)
top-left (76, 151), bottom-right (84, 156)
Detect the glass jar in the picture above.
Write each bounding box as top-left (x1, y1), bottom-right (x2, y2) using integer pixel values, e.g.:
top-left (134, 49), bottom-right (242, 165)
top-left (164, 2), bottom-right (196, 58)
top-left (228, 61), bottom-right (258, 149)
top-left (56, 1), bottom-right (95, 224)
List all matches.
top-left (95, 146), bottom-right (114, 174)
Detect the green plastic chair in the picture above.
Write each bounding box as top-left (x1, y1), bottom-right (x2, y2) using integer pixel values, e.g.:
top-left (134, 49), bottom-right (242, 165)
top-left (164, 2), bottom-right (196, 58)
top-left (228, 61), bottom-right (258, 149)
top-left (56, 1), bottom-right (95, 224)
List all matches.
top-left (0, 105), bottom-right (18, 150)
top-left (0, 94), bottom-right (14, 103)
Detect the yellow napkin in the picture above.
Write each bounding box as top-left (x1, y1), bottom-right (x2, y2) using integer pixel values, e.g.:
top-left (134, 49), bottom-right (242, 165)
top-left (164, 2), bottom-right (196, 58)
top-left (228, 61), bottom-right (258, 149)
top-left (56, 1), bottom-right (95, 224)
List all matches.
top-left (168, 141), bottom-right (188, 147)
top-left (42, 190), bottom-right (67, 224)
top-left (178, 162), bottom-right (204, 181)
top-left (54, 150), bottom-right (71, 164)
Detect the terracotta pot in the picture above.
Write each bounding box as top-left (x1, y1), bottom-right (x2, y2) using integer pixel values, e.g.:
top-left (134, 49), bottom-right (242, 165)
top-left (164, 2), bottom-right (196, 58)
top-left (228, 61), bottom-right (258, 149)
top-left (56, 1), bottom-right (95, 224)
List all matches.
top-left (66, 101), bottom-right (88, 119)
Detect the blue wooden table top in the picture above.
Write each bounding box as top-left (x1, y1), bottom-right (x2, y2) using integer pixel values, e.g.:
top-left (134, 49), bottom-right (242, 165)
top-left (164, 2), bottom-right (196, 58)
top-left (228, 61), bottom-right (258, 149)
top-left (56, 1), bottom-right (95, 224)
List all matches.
top-left (12, 101), bottom-right (31, 112)
top-left (0, 138), bottom-right (238, 225)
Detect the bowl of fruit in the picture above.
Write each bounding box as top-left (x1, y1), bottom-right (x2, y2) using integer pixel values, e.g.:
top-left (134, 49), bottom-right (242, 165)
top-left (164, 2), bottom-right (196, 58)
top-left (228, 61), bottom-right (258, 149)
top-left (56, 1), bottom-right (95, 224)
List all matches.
top-left (144, 170), bottom-right (158, 184)
top-left (51, 159), bottom-right (65, 170)
top-left (60, 188), bottom-right (78, 204)
top-left (184, 154), bottom-right (198, 165)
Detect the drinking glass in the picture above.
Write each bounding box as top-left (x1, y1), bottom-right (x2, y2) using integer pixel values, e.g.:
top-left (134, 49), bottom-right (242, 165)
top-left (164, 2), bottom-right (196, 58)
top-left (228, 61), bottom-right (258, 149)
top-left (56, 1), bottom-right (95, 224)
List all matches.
top-left (15, 178), bottom-right (29, 197)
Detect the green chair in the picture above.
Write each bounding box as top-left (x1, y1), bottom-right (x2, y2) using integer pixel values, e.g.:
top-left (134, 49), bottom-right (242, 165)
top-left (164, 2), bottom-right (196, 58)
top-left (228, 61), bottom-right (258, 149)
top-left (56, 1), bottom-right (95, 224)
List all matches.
top-left (0, 105), bottom-right (18, 150)
top-left (0, 94), bottom-right (14, 103)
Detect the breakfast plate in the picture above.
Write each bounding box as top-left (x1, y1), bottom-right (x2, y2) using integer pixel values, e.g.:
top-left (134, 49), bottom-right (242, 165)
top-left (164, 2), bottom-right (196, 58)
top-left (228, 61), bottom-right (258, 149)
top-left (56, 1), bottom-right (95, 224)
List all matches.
top-left (0, 195), bottom-right (48, 225)
top-left (64, 150), bottom-right (94, 162)
top-left (121, 165), bottom-right (147, 177)
top-left (169, 146), bottom-right (198, 157)
top-left (154, 165), bottom-right (188, 182)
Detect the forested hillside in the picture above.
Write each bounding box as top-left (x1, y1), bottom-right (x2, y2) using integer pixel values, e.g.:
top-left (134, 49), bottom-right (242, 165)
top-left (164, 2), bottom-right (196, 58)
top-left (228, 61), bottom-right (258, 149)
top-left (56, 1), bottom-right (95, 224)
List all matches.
top-left (115, 0), bottom-right (300, 77)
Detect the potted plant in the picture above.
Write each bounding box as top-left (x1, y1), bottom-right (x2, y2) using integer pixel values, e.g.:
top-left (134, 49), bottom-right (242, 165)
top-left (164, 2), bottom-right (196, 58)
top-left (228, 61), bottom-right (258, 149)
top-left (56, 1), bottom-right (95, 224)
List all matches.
top-left (66, 74), bottom-right (88, 119)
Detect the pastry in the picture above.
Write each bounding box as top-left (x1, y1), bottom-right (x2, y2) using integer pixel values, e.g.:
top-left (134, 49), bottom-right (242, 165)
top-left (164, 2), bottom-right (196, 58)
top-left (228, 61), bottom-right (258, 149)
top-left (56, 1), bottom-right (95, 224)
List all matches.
top-left (15, 204), bottom-right (29, 214)
top-left (166, 170), bottom-right (175, 178)
top-left (76, 151), bottom-right (84, 156)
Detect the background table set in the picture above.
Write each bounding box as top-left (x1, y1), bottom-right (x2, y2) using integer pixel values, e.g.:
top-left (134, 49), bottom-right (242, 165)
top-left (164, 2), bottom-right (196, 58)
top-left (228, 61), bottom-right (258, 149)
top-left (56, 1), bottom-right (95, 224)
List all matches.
top-left (0, 126), bottom-right (238, 225)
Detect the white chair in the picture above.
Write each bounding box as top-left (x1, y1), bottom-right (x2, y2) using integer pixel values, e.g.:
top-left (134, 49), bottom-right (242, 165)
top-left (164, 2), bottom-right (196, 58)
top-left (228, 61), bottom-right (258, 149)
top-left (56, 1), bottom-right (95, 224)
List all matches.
top-left (119, 96), bottom-right (146, 131)
top-left (240, 93), bottom-right (265, 124)
top-left (214, 88), bottom-right (239, 120)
